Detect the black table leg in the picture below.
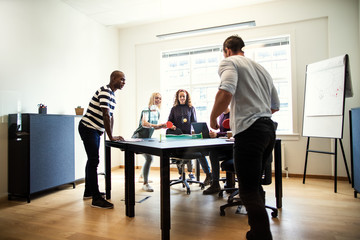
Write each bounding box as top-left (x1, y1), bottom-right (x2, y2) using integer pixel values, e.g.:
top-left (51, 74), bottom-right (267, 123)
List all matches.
top-left (274, 139), bottom-right (283, 208)
top-left (105, 145), bottom-right (111, 200)
top-left (125, 150), bottom-right (135, 217)
top-left (160, 154), bottom-right (171, 240)
top-left (196, 160), bottom-right (200, 181)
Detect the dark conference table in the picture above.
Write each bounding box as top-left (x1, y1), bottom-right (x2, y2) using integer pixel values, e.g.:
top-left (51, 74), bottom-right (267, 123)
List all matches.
top-left (105, 137), bottom-right (283, 240)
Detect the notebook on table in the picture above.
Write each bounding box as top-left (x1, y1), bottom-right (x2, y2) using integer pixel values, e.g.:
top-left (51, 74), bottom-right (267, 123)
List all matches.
top-left (191, 122), bottom-right (210, 138)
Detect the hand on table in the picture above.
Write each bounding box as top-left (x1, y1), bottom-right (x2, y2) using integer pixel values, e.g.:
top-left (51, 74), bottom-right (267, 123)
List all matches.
top-left (111, 136), bottom-right (124, 141)
top-left (209, 130), bottom-right (217, 138)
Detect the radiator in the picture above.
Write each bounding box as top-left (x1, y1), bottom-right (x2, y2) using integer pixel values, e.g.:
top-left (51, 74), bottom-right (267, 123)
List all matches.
top-left (272, 142), bottom-right (288, 177)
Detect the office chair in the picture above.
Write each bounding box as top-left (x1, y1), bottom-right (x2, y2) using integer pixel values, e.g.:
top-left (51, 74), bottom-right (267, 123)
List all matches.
top-left (170, 152), bottom-right (205, 195)
top-left (218, 160), bottom-right (237, 193)
top-left (166, 128), bottom-right (205, 194)
top-left (218, 155), bottom-right (278, 218)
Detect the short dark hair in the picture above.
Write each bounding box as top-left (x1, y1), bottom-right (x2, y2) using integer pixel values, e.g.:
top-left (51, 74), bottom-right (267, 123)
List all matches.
top-left (223, 35), bottom-right (245, 53)
top-left (110, 70), bottom-right (122, 80)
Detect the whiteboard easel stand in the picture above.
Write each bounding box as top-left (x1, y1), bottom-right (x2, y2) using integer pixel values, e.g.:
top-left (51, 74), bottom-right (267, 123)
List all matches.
top-left (302, 54), bottom-right (353, 193)
top-left (303, 137), bottom-right (351, 193)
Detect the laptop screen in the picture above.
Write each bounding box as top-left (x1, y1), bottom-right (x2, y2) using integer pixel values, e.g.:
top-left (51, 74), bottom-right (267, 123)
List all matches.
top-left (191, 122), bottom-right (210, 138)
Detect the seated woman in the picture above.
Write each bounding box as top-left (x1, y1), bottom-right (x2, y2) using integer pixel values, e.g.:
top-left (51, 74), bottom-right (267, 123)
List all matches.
top-left (167, 89), bottom-right (212, 186)
top-left (203, 107), bottom-right (233, 194)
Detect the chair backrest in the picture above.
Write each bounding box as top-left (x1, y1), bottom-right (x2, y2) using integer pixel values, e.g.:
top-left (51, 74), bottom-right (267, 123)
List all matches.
top-left (171, 152), bottom-right (203, 160)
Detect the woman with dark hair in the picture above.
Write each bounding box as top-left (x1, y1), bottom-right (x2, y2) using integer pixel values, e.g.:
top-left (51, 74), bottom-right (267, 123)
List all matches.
top-left (168, 89), bottom-right (212, 185)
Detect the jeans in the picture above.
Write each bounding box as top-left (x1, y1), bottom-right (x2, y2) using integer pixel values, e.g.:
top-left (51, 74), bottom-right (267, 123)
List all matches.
top-left (175, 153), bottom-right (210, 174)
top-left (234, 118), bottom-right (275, 240)
top-left (141, 154), bottom-right (153, 183)
top-left (197, 155), bottom-right (211, 174)
top-left (209, 149), bottom-right (233, 183)
top-left (78, 122), bottom-right (102, 199)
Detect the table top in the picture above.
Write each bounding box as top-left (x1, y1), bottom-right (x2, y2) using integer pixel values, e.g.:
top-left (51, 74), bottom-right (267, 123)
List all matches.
top-left (106, 137), bottom-right (234, 156)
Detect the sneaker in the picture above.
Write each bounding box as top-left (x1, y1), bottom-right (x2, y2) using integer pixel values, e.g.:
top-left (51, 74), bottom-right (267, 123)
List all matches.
top-left (83, 191), bottom-right (106, 200)
top-left (203, 174), bottom-right (212, 186)
top-left (246, 231), bottom-right (254, 240)
top-left (91, 198), bottom-right (114, 209)
top-left (246, 230), bottom-right (272, 240)
top-left (203, 184), bottom-right (221, 195)
top-left (138, 176), bottom-right (153, 183)
top-left (188, 173), bottom-right (195, 180)
top-left (142, 183), bottom-right (154, 192)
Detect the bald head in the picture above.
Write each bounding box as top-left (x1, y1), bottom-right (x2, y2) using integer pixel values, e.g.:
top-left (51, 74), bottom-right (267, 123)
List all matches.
top-left (109, 70), bottom-right (125, 92)
top-left (110, 70), bottom-right (123, 81)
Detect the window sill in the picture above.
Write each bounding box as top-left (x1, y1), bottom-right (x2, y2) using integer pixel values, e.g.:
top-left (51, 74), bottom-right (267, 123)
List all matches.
top-left (276, 133), bottom-right (301, 141)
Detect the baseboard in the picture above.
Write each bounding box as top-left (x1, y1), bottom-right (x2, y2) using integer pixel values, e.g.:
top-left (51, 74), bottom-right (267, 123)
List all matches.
top-left (0, 194), bottom-right (8, 203)
top-left (117, 165), bottom-right (351, 181)
top-left (283, 173), bottom-right (350, 181)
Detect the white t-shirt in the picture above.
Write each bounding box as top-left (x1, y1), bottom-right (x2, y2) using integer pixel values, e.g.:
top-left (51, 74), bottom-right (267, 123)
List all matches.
top-left (218, 55), bottom-right (280, 136)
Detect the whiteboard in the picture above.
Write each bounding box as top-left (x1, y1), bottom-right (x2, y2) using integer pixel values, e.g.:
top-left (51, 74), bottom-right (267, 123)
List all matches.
top-left (302, 54), bottom-right (350, 138)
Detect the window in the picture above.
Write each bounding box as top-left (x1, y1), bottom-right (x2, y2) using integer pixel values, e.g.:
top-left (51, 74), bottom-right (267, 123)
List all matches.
top-left (244, 36), bottom-right (292, 133)
top-left (161, 35), bottom-right (292, 134)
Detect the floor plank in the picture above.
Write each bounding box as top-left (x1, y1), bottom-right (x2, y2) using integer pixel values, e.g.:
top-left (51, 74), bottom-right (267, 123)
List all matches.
top-left (0, 169), bottom-right (359, 240)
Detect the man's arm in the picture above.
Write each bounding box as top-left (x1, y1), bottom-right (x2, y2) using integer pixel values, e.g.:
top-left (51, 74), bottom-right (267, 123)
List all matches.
top-left (210, 89), bottom-right (232, 130)
top-left (102, 108), bottom-right (124, 141)
top-left (271, 85), bottom-right (280, 114)
top-left (111, 112), bottom-right (114, 132)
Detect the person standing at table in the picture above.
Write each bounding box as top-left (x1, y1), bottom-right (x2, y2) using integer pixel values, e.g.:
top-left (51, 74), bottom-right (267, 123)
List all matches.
top-left (132, 92), bottom-right (166, 192)
top-left (203, 107), bottom-right (233, 195)
top-left (168, 89), bottom-right (212, 186)
top-left (79, 70), bottom-right (126, 209)
top-left (210, 35), bottom-right (280, 240)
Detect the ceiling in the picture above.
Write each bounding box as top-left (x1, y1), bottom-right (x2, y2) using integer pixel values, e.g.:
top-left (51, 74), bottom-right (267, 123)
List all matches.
top-left (62, 0), bottom-right (274, 28)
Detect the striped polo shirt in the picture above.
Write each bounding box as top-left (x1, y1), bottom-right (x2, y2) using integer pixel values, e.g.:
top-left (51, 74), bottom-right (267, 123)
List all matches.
top-left (81, 85), bottom-right (116, 132)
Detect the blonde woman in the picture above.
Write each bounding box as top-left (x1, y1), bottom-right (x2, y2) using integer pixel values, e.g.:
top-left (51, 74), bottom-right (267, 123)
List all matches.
top-left (132, 93), bottom-right (166, 191)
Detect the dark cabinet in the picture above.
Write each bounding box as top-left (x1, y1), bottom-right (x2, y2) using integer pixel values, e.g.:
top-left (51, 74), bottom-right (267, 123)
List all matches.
top-left (350, 108), bottom-right (360, 198)
top-left (8, 114), bottom-right (75, 202)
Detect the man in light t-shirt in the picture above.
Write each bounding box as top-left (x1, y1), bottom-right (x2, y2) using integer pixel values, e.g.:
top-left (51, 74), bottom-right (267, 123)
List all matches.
top-left (210, 35), bottom-right (280, 240)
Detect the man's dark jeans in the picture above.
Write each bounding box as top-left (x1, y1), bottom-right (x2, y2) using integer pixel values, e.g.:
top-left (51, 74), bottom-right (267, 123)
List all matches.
top-left (78, 122), bottom-right (102, 199)
top-left (234, 118), bottom-right (275, 240)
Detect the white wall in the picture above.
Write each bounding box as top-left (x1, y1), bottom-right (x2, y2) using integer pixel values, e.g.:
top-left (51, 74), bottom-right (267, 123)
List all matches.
top-left (0, 0), bottom-right (120, 198)
top-left (116, 0), bottom-right (360, 178)
top-left (0, 0), bottom-right (358, 199)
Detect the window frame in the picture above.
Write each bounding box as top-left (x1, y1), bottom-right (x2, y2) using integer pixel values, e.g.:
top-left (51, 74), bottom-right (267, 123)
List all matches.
top-left (160, 35), bottom-right (296, 135)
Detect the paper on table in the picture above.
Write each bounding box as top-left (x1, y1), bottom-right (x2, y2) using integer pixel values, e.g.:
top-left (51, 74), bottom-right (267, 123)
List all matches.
top-left (124, 138), bottom-right (144, 142)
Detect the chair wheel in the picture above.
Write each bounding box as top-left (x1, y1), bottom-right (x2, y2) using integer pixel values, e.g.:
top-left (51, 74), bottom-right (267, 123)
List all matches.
top-left (200, 184), bottom-right (205, 190)
top-left (220, 209), bottom-right (225, 216)
top-left (187, 189), bottom-right (191, 195)
top-left (271, 210), bottom-right (278, 218)
top-left (219, 191), bottom-right (223, 197)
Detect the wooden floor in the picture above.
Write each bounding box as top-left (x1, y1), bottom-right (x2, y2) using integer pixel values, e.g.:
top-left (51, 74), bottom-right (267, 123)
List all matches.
top-left (1, 168), bottom-right (359, 240)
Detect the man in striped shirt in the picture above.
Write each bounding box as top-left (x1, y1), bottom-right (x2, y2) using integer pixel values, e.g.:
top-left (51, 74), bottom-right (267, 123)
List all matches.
top-left (79, 70), bottom-right (125, 209)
